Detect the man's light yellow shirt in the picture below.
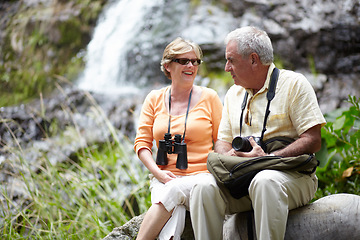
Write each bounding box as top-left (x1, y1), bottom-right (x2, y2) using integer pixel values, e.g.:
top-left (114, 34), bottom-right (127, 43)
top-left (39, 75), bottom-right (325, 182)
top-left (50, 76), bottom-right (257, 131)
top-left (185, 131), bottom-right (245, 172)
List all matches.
top-left (218, 63), bottom-right (326, 143)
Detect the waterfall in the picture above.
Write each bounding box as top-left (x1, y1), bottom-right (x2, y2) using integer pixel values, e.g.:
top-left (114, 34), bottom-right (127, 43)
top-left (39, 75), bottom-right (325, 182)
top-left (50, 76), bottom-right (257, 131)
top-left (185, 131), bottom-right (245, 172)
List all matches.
top-left (76, 0), bottom-right (236, 95)
top-left (77, 0), bottom-right (163, 94)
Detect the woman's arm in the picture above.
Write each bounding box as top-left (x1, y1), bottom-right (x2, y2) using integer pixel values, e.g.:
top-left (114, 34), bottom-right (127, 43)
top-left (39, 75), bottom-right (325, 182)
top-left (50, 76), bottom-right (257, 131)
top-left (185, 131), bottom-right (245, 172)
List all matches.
top-left (138, 148), bottom-right (176, 183)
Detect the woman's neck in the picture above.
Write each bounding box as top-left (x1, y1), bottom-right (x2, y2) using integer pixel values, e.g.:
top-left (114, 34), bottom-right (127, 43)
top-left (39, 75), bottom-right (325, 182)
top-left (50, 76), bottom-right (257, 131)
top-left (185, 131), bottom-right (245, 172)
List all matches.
top-left (170, 84), bottom-right (194, 101)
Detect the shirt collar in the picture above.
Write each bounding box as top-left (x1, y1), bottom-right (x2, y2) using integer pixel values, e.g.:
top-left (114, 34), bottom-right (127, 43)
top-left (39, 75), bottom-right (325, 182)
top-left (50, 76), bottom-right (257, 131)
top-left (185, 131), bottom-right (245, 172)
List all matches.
top-left (246, 63), bottom-right (276, 97)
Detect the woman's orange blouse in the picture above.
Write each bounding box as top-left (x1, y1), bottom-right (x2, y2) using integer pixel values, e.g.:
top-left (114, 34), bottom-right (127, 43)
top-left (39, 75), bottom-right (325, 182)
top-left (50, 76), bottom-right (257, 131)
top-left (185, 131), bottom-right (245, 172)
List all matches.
top-left (134, 86), bottom-right (223, 176)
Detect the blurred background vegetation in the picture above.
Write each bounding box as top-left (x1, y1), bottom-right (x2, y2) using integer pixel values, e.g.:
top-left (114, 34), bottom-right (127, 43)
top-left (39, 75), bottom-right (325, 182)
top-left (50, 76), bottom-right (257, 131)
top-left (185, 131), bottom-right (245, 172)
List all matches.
top-left (0, 0), bottom-right (107, 107)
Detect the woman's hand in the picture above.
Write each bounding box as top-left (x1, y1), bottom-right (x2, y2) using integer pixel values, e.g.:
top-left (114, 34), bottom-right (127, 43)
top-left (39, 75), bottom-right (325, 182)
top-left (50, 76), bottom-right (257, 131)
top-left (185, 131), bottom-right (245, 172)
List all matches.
top-left (138, 149), bottom-right (177, 184)
top-left (154, 170), bottom-right (177, 184)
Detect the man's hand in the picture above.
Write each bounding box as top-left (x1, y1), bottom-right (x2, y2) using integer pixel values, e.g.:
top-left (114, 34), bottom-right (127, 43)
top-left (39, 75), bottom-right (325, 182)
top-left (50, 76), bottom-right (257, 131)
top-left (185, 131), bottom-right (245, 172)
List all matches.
top-left (234, 137), bottom-right (267, 157)
top-left (215, 138), bottom-right (267, 157)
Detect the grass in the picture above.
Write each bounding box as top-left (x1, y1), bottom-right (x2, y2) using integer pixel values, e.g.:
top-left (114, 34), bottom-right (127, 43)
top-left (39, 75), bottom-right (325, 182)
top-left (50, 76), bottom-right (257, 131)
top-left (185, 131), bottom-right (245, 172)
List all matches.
top-left (0, 89), bottom-right (152, 239)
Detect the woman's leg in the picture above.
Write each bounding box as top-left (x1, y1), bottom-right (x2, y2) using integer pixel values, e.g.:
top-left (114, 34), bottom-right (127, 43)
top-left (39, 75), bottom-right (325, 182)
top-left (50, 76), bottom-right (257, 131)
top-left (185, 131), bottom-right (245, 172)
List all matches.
top-left (137, 173), bottom-right (212, 239)
top-left (136, 202), bottom-right (173, 240)
top-left (158, 205), bottom-right (186, 240)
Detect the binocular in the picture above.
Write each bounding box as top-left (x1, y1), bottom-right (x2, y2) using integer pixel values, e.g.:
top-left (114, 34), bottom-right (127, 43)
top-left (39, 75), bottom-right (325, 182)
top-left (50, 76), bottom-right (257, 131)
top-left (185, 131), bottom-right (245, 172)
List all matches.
top-left (156, 133), bottom-right (188, 169)
top-left (232, 136), bottom-right (265, 152)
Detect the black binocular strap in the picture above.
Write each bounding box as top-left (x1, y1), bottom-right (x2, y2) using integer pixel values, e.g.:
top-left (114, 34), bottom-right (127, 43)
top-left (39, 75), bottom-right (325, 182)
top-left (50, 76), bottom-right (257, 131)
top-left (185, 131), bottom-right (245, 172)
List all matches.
top-left (239, 67), bottom-right (280, 140)
top-left (239, 91), bottom-right (248, 137)
top-left (167, 88), bottom-right (193, 143)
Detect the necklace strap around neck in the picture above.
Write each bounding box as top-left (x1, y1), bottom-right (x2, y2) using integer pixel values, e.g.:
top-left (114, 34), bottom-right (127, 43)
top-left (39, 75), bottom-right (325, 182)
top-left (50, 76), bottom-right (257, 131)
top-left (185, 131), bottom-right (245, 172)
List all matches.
top-left (168, 88), bottom-right (193, 143)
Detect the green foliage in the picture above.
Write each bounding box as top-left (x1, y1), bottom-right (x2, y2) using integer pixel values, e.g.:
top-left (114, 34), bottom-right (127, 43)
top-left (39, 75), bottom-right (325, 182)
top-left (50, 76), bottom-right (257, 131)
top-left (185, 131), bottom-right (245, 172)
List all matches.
top-left (307, 54), bottom-right (317, 76)
top-left (1, 141), bottom-right (150, 239)
top-left (190, 0), bottom-right (202, 8)
top-left (273, 54), bottom-right (285, 69)
top-left (315, 95), bottom-right (360, 199)
top-left (0, 90), bottom-right (151, 239)
top-left (0, 0), bottom-right (107, 107)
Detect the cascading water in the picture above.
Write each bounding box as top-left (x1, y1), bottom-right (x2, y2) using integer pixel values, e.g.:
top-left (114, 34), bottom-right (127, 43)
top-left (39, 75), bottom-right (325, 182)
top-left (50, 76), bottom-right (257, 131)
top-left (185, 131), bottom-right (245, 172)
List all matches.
top-left (77, 0), bottom-right (235, 95)
top-left (77, 0), bottom-right (164, 94)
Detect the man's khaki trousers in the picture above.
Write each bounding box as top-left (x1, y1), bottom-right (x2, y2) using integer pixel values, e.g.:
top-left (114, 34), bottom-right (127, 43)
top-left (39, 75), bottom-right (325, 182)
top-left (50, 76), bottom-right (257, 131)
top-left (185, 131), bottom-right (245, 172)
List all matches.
top-left (190, 170), bottom-right (317, 240)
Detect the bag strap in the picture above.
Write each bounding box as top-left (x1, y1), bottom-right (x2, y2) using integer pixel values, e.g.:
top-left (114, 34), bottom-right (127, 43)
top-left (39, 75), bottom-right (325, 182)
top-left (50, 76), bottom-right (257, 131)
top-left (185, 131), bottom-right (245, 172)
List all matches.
top-left (239, 67), bottom-right (280, 140)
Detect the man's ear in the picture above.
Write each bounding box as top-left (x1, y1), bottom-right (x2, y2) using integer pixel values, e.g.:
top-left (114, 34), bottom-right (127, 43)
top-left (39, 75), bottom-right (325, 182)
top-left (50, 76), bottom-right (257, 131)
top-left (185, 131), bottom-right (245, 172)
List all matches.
top-left (250, 53), bottom-right (259, 65)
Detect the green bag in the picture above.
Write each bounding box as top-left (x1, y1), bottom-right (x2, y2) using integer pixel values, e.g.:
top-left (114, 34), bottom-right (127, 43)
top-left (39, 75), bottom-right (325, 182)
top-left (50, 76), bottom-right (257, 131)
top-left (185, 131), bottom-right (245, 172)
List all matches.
top-left (207, 137), bottom-right (319, 199)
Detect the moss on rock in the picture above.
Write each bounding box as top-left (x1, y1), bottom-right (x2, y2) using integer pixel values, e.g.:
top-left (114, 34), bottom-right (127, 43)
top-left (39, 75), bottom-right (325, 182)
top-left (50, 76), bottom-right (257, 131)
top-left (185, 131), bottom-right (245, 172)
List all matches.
top-left (0, 0), bottom-right (108, 107)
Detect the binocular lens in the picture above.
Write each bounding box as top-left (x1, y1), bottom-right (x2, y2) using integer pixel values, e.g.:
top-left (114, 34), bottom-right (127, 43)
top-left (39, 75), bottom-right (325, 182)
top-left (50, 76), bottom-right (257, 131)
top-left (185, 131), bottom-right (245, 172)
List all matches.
top-left (156, 134), bottom-right (188, 169)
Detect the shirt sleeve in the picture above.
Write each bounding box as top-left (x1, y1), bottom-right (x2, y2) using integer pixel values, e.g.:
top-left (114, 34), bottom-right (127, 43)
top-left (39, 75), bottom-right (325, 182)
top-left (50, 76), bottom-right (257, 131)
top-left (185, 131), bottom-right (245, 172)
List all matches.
top-left (210, 90), bottom-right (223, 144)
top-left (288, 74), bottom-right (326, 135)
top-left (218, 89), bottom-right (234, 143)
top-left (134, 91), bottom-right (156, 155)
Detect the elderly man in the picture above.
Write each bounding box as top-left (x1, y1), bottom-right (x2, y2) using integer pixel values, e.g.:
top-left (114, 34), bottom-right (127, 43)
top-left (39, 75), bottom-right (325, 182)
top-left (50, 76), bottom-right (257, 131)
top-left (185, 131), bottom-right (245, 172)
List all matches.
top-left (189, 26), bottom-right (326, 240)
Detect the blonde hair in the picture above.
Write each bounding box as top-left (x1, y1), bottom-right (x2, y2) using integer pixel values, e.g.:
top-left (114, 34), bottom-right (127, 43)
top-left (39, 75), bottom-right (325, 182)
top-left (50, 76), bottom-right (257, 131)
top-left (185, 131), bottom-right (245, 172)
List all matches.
top-left (160, 37), bottom-right (203, 79)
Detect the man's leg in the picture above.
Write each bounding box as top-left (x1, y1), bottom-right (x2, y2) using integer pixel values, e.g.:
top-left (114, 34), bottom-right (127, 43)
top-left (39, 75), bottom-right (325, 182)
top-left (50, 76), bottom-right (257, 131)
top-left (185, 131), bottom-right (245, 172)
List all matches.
top-left (249, 170), bottom-right (317, 240)
top-left (190, 174), bottom-right (226, 240)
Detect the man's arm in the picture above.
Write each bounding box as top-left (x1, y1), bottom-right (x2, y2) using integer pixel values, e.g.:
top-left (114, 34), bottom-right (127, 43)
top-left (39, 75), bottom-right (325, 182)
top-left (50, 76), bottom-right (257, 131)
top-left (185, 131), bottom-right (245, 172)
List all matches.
top-left (272, 124), bottom-right (322, 157)
top-left (222, 124), bottom-right (322, 158)
top-left (214, 139), bottom-right (235, 156)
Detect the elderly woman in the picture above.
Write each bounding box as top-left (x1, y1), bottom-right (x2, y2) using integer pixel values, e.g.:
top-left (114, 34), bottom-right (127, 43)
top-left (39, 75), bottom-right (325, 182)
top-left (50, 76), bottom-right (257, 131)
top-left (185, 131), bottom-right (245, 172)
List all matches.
top-left (134, 37), bottom-right (222, 240)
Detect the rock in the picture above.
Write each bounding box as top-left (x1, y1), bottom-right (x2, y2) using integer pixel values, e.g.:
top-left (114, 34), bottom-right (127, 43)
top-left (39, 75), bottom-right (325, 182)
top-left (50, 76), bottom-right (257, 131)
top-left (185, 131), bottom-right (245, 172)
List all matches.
top-left (103, 211), bottom-right (195, 240)
top-left (223, 193), bottom-right (360, 240)
top-left (105, 194), bottom-right (360, 240)
top-left (103, 214), bottom-right (144, 240)
top-left (0, 86), bottom-right (140, 150)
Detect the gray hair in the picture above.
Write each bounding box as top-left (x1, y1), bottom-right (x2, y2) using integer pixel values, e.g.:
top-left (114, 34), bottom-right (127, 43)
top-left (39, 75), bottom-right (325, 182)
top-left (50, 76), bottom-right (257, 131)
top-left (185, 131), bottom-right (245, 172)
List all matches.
top-left (225, 26), bottom-right (273, 65)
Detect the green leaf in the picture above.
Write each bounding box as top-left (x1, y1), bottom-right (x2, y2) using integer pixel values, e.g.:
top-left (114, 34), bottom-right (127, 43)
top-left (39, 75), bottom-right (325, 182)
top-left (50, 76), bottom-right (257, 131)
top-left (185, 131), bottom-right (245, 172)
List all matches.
top-left (333, 115), bottom-right (346, 131)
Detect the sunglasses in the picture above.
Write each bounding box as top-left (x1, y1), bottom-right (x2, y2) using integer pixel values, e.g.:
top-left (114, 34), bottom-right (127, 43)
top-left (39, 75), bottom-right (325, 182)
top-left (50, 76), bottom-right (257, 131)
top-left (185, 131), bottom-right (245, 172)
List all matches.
top-left (172, 58), bottom-right (202, 66)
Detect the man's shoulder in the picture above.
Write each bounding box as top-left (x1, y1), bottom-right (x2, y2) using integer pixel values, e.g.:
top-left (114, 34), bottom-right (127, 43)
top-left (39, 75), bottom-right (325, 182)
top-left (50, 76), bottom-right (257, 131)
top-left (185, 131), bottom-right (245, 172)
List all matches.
top-left (223, 85), bottom-right (245, 101)
top-left (279, 69), bottom-right (307, 82)
top-left (278, 69), bottom-right (312, 89)
top-left (226, 84), bottom-right (244, 95)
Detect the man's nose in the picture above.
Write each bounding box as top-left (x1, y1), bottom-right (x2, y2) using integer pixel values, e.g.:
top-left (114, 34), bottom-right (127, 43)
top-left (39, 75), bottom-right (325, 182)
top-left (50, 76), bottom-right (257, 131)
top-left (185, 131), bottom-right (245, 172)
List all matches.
top-left (225, 62), bottom-right (231, 72)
